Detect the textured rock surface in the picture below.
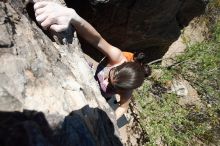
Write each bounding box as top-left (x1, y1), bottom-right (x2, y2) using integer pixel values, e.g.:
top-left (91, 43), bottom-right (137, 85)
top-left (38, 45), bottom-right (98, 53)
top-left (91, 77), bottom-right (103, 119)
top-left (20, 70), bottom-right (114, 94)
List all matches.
top-left (162, 18), bottom-right (208, 67)
top-left (0, 0), bottom-right (122, 145)
top-left (65, 0), bottom-right (206, 62)
top-left (171, 76), bottom-right (201, 106)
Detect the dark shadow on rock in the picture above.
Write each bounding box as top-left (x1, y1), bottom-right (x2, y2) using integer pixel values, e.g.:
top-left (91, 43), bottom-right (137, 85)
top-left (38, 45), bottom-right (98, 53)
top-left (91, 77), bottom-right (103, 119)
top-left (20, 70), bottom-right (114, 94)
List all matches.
top-left (0, 106), bottom-right (122, 146)
top-left (176, 0), bottom-right (207, 28)
top-left (64, 0), bottom-right (207, 62)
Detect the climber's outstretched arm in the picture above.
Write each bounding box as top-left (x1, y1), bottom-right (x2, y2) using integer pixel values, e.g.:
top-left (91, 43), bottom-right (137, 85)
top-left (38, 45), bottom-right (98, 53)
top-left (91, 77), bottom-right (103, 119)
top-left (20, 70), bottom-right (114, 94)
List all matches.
top-left (34, 1), bottom-right (124, 65)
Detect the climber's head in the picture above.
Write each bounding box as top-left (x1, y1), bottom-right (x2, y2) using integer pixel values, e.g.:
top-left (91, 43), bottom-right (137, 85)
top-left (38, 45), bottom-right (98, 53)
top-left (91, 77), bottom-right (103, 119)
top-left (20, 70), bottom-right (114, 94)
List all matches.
top-left (108, 62), bottom-right (151, 91)
top-left (133, 52), bottom-right (146, 64)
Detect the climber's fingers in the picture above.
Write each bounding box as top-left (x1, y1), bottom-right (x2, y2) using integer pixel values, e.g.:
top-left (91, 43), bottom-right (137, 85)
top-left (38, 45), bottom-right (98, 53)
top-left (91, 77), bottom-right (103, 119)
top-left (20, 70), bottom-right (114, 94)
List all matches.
top-left (35, 7), bottom-right (45, 16)
top-left (34, 1), bottom-right (71, 31)
top-left (40, 16), bottom-right (57, 30)
top-left (50, 24), bottom-right (67, 32)
top-left (36, 13), bottom-right (48, 25)
top-left (34, 1), bottom-right (49, 11)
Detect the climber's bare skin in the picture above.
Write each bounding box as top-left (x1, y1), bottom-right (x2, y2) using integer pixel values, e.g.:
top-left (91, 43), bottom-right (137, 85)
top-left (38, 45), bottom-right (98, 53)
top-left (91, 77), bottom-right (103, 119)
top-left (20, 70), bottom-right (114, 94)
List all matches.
top-left (34, 1), bottom-right (131, 120)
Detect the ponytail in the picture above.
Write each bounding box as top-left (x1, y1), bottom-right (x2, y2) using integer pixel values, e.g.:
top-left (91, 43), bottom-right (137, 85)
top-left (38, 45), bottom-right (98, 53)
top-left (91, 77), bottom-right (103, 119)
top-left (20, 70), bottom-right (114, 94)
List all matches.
top-left (133, 52), bottom-right (151, 78)
top-left (133, 52), bottom-right (145, 64)
top-left (122, 51), bottom-right (151, 78)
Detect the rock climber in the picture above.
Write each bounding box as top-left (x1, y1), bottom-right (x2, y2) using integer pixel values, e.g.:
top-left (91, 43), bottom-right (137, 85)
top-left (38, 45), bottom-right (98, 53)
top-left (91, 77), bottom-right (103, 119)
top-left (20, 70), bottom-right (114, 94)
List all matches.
top-left (34, 1), bottom-right (151, 120)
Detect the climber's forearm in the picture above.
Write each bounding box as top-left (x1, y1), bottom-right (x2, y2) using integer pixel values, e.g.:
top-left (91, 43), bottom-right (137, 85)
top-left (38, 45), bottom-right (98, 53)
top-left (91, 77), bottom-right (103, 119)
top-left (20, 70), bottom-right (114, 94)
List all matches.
top-left (70, 11), bottom-right (124, 64)
top-left (70, 11), bottom-right (113, 57)
top-left (115, 93), bottom-right (131, 120)
top-left (115, 105), bottom-right (129, 120)
top-left (34, 1), bottom-right (123, 64)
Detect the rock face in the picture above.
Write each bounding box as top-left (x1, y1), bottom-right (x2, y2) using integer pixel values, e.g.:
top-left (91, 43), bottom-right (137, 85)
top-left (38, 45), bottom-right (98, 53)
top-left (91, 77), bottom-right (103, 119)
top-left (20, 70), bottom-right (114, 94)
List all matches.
top-left (65, 0), bottom-right (206, 62)
top-left (0, 0), bottom-right (122, 145)
top-left (162, 18), bottom-right (208, 67)
top-left (171, 76), bottom-right (201, 106)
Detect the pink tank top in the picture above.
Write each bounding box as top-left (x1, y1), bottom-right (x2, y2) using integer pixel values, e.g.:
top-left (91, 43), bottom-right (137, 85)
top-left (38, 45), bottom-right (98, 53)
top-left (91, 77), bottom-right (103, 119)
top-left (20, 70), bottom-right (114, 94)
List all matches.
top-left (95, 55), bottom-right (128, 98)
top-left (97, 65), bottom-right (115, 96)
top-left (95, 58), bottom-right (121, 98)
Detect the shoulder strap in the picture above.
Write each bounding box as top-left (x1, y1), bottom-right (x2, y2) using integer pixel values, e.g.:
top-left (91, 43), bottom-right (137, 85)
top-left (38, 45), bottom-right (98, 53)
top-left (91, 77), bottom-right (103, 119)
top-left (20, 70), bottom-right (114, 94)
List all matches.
top-left (122, 52), bottom-right (134, 62)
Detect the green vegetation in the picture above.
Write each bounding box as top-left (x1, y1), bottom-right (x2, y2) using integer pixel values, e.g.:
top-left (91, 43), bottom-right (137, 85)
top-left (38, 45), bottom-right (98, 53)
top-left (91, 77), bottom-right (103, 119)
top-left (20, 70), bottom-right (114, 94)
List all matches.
top-left (134, 1), bottom-right (220, 145)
